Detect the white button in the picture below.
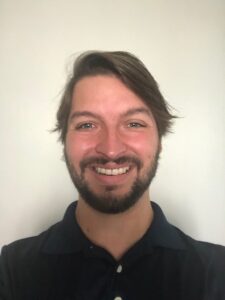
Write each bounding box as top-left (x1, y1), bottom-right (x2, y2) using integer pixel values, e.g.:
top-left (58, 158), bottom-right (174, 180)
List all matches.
top-left (116, 264), bottom-right (123, 273)
top-left (114, 297), bottom-right (122, 300)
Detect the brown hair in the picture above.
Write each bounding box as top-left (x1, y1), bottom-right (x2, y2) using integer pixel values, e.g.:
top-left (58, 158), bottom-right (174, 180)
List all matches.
top-left (54, 50), bottom-right (175, 143)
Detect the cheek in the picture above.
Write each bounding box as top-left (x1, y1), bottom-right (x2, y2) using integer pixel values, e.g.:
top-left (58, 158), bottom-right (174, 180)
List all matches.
top-left (65, 133), bottom-right (97, 160)
top-left (129, 134), bottom-right (159, 157)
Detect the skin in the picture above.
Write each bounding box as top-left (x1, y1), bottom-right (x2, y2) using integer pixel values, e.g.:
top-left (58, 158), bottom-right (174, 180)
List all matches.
top-left (65, 75), bottom-right (160, 260)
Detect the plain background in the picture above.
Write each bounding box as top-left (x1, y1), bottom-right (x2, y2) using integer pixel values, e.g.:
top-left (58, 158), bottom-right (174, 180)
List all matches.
top-left (0, 0), bottom-right (224, 248)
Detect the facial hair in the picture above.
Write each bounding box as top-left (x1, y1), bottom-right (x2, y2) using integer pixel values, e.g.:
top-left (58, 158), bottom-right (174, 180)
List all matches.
top-left (64, 149), bottom-right (160, 214)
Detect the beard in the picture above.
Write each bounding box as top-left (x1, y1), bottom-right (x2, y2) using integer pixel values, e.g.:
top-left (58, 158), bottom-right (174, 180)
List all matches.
top-left (64, 149), bottom-right (160, 214)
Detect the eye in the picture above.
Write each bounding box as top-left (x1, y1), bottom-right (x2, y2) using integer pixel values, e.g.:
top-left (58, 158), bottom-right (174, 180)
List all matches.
top-left (75, 122), bottom-right (95, 130)
top-left (127, 122), bottom-right (145, 128)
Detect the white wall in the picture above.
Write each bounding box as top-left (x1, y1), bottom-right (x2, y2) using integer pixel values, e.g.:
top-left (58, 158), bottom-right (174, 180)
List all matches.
top-left (0, 0), bottom-right (224, 247)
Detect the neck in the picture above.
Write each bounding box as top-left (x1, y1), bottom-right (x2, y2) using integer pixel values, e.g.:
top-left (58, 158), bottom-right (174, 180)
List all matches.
top-left (75, 192), bottom-right (153, 261)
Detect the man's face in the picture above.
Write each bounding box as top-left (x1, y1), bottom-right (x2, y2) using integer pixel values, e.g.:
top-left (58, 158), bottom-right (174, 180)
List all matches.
top-left (65, 75), bottom-right (160, 214)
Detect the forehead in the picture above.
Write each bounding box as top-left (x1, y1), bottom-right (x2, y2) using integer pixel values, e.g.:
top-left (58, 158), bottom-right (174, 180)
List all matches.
top-left (71, 75), bottom-right (152, 116)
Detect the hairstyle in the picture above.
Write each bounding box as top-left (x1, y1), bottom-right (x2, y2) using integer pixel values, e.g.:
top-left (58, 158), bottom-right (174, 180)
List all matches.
top-left (54, 50), bottom-right (175, 143)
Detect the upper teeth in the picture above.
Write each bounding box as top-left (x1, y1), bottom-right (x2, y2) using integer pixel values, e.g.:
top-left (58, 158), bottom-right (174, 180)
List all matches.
top-left (96, 167), bottom-right (129, 176)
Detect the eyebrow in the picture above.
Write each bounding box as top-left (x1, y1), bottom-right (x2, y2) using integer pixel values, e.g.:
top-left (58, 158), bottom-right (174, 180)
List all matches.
top-left (123, 107), bottom-right (152, 118)
top-left (69, 107), bottom-right (152, 123)
top-left (69, 111), bottom-right (102, 123)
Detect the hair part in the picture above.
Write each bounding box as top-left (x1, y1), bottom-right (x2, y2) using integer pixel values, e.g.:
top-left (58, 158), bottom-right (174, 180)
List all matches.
top-left (54, 50), bottom-right (176, 143)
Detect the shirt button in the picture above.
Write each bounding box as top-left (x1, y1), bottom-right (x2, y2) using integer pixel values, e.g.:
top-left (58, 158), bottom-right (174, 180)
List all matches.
top-left (114, 297), bottom-right (122, 300)
top-left (116, 264), bottom-right (123, 273)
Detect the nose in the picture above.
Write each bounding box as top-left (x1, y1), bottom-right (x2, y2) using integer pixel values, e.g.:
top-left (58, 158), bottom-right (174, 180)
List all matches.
top-left (95, 128), bottom-right (127, 160)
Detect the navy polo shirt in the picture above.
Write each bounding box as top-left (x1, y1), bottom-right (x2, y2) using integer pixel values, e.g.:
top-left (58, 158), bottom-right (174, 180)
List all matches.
top-left (1, 201), bottom-right (225, 299)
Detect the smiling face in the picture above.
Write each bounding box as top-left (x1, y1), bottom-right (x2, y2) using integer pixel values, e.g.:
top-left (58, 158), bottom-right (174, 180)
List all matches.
top-left (65, 75), bottom-right (160, 214)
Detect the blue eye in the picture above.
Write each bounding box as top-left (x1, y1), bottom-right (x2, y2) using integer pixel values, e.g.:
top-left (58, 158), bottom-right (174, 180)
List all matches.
top-left (76, 123), bottom-right (95, 130)
top-left (128, 122), bottom-right (144, 128)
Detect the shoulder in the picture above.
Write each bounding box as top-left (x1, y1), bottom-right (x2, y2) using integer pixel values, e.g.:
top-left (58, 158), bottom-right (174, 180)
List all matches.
top-left (0, 222), bottom-right (65, 299)
top-left (0, 221), bottom-right (61, 271)
top-left (175, 227), bottom-right (225, 297)
top-left (1, 201), bottom-right (78, 261)
top-left (175, 226), bottom-right (225, 262)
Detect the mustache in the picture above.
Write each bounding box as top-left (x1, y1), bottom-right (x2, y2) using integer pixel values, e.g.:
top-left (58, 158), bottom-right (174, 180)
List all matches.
top-left (80, 156), bottom-right (143, 172)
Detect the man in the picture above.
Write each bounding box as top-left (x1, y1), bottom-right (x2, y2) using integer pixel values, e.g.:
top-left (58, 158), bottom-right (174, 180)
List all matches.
top-left (0, 51), bottom-right (225, 300)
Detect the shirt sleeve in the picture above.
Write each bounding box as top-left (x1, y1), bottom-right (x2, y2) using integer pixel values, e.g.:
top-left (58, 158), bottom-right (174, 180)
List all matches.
top-left (0, 246), bottom-right (12, 300)
top-left (205, 244), bottom-right (225, 299)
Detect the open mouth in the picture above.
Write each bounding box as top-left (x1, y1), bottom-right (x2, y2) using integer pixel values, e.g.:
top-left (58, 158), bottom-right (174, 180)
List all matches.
top-left (94, 166), bottom-right (130, 176)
